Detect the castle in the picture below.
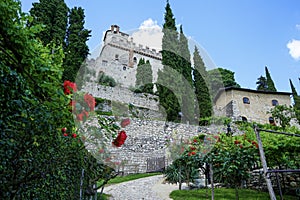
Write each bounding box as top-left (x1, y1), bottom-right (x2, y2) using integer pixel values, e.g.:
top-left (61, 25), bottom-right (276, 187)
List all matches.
top-left (93, 25), bottom-right (163, 88)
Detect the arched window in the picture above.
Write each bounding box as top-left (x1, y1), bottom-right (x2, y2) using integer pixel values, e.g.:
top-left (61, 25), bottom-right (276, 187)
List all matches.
top-left (115, 54), bottom-right (119, 60)
top-left (272, 99), bottom-right (278, 106)
top-left (241, 116), bottom-right (248, 122)
top-left (243, 97), bottom-right (250, 104)
top-left (133, 57), bottom-right (137, 63)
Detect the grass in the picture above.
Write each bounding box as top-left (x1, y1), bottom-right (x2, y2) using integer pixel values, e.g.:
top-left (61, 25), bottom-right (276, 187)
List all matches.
top-left (170, 188), bottom-right (298, 200)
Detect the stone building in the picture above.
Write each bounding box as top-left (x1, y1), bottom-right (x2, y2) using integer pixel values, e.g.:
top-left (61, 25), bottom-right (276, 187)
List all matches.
top-left (214, 87), bottom-right (292, 124)
top-left (93, 25), bottom-right (163, 88)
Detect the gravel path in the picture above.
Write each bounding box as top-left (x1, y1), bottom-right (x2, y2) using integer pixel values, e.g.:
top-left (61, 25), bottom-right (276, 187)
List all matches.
top-left (102, 175), bottom-right (178, 200)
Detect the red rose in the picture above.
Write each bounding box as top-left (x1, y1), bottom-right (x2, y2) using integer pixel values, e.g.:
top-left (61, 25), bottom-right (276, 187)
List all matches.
top-left (121, 118), bottom-right (130, 128)
top-left (61, 127), bottom-right (67, 133)
top-left (191, 151), bottom-right (196, 155)
top-left (63, 80), bottom-right (77, 95)
top-left (84, 93), bottom-right (95, 111)
top-left (112, 130), bottom-right (127, 147)
top-left (63, 133), bottom-right (68, 137)
top-left (72, 133), bottom-right (77, 138)
top-left (193, 139), bottom-right (198, 143)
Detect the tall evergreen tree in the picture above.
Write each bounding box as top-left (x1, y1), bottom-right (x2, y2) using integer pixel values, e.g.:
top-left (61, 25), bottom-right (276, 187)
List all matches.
top-left (290, 79), bottom-right (300, 124)
top-left (179, 25), bottom-right (195, 124)
top-left (156, 1), bottom-right (181, 122)
top-left (135, 58), bottom-right (153, 93)
top-left (265, 66), bottom-right (277, 91)
top-left (193, 46), bottom-right (212, 119)
top-left (29, 0), bottom-right (68, 45)
top-left (63, 7), bottom-right (91, 82)
top-left (256, 75), bottom-right (267, 91)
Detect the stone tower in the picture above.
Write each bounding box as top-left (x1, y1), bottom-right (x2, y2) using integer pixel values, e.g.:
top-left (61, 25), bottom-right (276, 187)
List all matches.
top-left (94, 25), bottom-right (163, 88)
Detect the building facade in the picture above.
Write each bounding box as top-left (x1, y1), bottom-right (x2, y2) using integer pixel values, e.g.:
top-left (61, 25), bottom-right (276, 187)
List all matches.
top-left (93, 25), bottom-right (163, 88)
top-left (214, 87), bottom-right (292, 124)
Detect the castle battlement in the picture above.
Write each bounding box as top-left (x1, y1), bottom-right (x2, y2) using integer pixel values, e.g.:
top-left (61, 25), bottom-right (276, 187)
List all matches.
top-left (103, 25), bottom-right (162, 60)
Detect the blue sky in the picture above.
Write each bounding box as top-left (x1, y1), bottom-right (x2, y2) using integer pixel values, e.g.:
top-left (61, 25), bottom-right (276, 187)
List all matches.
top-left (21, 0), bottom-right (300, 93)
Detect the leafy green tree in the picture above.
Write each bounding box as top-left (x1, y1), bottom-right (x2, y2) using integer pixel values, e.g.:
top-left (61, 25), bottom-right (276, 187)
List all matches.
top-left (0, 1), bottom-right (116, 199)
top-left (193, 46), bottom-right (212, 120)
top-left (208, 68), bottom-right (240, 96)
top-left (265, 66), bottom-right (277, 92)
top-left (256, 75), bottom-right (267, 91)
top-left (29, 0), bottom-right (68, 45)
top-left (63, 7), bottom-right (91, 82)
top-left (268, 105), bottom-right (295, 129)
top-left (135, 58), bottom-right (153, 93)
top-left (156, 0), bottom-right (181, 122)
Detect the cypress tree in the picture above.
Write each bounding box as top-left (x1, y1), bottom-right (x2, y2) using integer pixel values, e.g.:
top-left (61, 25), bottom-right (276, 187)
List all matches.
top-left (63, 7), bottom-right (91, 82)
top-left (290, 79), bottom-right (300, 123)
top-left (179, 25), bottom-right (195, 124)
top-left (193, 46), bottom-right (212, 119)
top-left (265, 66), bottom-right (277, 91)
top-left (135, 58), bottom-right (153, 93)
top-left (29, 0), bottom-right (68, 45)
top-left (156, 0), bottom-right (181, 122)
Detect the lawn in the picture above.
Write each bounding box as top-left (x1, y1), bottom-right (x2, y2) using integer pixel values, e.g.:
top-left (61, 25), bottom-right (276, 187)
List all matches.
top-left (170, 188), bottom-right (298, 200)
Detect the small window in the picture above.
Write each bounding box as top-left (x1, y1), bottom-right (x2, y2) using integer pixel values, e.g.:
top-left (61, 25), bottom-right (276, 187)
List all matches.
top-left (115, 54), bottom-right (119, 60)
top-left (123, 66), bottom-right (126, 70)
top-left (243, 97), bottom-right (250, 104)
top-left (272, 99), bottom-right (278, 106)
top-left (241, 116), bottom-right (248, 122)
top-left (133, 57), bottom-right (137, 63)
top-left (102, 60), bottom-right (108, 66)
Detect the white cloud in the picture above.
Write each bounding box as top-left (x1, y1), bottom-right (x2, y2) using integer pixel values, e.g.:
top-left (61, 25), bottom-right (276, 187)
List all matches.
top-left (287, 39), bottom-right (300, 60)
top-left (131, 18), bottom-right (163, 50)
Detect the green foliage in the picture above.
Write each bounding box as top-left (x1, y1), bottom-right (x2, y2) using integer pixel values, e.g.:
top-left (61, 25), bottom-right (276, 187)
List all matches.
top-left (29, 0), bottom-right (68, 45)
top-left (135, 58), bottom-right (153, 93)
top-left (0, 1), bottom-right (117, 199)
top-left (63, 7), bottom-right (91, 82)
top-left (193, 46), bottom-right (213, 119)
top-left (98, 72), bottom-right (117, 87)
top-left (256, 75), bottom-right (267, 91)
top-left (208, 68), bottom-right (240, 96)
top-left (268, 105), bottom-right (295, 129)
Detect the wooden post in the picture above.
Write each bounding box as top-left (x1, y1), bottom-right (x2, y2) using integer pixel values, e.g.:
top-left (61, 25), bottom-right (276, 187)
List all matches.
top-left (254, 125), bottom-right (276, 200)
top-left (210, 163), bottom-right (214, 200)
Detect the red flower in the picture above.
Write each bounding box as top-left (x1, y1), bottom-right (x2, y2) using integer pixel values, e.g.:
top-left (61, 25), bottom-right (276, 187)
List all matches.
top-left (234, 140), bottom-right (241, 145)
top-left (84, 93), bottom-right (95, 111)
top-left (112, 130), bottom-right (127, 147)
top-left (191, 151), bottom-right (196, 155)
top-left (72, 133), bottom-right (77, 138)
top-left (63, 80), bottom-right (77, 95)
top-left (239, 144), bottom-right (243, 148)
top-left (61, 127), bottom-right (67, 133)
top-left (193, 139), bottom-right (198, 143)
top-left (121, 118), bottom-right (130, 128)
top-left (252, 141), bottom-right (259, 148)
top-left (63, 133), bottom-right (68, 137)
top-left (76, 112), bottom-right (84, 121)
top-left (190, 146), bottom-right (196, 151)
